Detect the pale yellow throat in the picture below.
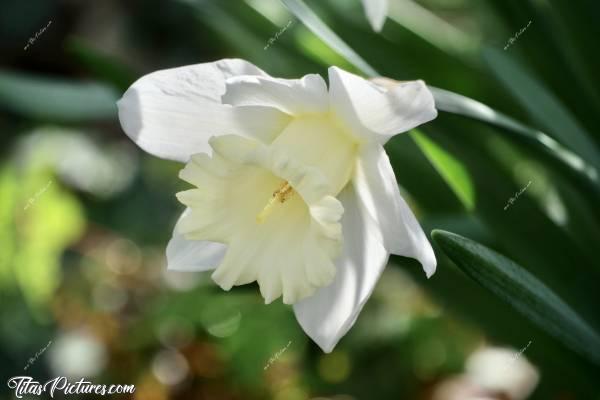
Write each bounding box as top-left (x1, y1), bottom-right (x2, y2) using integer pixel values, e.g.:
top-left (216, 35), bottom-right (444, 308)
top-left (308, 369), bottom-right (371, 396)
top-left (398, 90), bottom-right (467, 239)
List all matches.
top-left (256, 181), bottom-right (295, 224)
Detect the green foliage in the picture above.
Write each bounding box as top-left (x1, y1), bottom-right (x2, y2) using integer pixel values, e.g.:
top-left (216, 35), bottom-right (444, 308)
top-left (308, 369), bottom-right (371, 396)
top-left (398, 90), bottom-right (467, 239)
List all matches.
top-left (411, 130), bottom-right (475, 211)
top-left (0, 163), bottom-right (84, 315)
top-left (432, 230), bottom-right (600, 366)
top-left (0, 70), bottom-right (119, 122)
top-left (483, 47), bottom-right (600, 169)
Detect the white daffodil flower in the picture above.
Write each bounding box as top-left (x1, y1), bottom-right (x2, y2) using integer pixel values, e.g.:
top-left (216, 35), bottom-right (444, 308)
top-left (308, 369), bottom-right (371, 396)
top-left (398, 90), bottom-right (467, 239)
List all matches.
top-left (361, 0), bottom-right (388, 32)
top-left (118, 59), bottom-right (437, 352)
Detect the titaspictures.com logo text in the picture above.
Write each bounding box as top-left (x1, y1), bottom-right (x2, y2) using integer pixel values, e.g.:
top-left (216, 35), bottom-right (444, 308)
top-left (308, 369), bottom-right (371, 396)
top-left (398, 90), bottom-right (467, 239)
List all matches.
top-left (7, 376), bottom-right (135, 398)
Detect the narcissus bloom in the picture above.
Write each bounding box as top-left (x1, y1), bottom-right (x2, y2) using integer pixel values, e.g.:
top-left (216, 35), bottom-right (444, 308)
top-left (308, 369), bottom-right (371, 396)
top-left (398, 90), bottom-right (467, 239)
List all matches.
top-left (118, 59), bottom-right (437, 352)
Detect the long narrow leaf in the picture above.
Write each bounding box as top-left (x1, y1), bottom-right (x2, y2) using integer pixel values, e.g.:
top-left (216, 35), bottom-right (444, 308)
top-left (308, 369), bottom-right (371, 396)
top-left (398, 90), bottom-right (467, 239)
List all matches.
top-left (429, 87), bottom-right (599, 195)
top-left (483, 47), bottom-right (600, 169)
top-left (281, 0), bottom-right (377, 77)
top-left (387, 0), bottom-right (479, 60)
top-left (411, 130), bottom-right (475, 210)
top-left (432, 229), bottom-right (600, 365)
top-left (0, 70), bottom-right (118, 122)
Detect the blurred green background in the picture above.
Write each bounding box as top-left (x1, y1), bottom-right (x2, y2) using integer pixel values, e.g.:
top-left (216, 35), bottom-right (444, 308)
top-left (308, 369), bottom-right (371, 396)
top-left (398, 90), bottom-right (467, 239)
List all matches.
top-left (1, 0), bottom-right (599, 399)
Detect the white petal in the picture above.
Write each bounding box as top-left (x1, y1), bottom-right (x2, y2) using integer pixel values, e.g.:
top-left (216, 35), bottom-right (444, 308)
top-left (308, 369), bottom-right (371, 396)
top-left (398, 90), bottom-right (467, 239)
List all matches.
top-left (328, 67), bottom-right (437, 143)
top-left (166, 209), bottom-right (226, 271)
top-left (118, 59), bottom-right (291, 162)
top-left (361, 0), bottom-right (388, 32)
top-left (166, 234), bottom-right (226, 271)
top-left (294, 186), bottom-right (389, 353)
top-left (354, 143), bottom-right (436, 277)
top-left (222, 74), bottom-right (329, 115)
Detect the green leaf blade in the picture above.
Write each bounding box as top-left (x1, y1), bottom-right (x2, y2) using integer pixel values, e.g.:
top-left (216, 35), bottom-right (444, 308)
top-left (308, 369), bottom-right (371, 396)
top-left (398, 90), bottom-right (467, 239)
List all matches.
top-left (280, 0), bottom-right (377, 77)
top-left (0, 70), bottom-right (119, 122)
top-left (411, 130), bottom-right (475, 210)
top-left (430, 86), bottom-right (599, 196)
top-left (432, 229), bottom-right (600, 365)
top-left (483, 47), bottom-right (600, 169)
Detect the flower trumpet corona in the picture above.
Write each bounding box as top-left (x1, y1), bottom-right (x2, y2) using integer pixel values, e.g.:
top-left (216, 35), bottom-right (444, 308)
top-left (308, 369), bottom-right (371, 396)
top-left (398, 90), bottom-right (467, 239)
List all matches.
top-left (118, 59), bottom-right (437, 352)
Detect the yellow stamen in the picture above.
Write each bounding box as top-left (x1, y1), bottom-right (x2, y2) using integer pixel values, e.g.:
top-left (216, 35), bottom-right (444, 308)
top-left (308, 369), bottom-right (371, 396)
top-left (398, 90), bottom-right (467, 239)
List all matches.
top-left (256, 181), bottom-right (295, 223)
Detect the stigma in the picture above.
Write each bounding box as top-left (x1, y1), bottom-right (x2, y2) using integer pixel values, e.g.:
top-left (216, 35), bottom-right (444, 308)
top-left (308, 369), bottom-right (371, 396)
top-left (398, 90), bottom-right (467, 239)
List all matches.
top-left (256, 181), bottom-right (295, 223)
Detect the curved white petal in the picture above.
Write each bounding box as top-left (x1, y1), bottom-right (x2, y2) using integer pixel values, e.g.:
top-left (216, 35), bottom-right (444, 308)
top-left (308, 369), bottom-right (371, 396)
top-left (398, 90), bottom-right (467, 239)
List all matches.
top-left (222, 74), bottom-right (329, 115)
top-left (354, 143), bottom-right (436, 277)
top-left (118, 59), bottom-right (291, 162)
top-left (328, 67), bottom-right (437, 143)
top-left (166, 208), bottom-right (226, 271)
top-left (166, 234), bottom-right (226, 271)
top-left (293, 186), bottom-right (389, 353)
top-left (361, 0), bottom-right (388, 32)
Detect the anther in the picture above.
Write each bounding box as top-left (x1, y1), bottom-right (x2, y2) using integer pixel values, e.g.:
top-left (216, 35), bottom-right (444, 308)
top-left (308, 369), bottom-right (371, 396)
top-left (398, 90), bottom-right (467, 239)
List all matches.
top-left (256, 181), bottom-right (295, 223)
